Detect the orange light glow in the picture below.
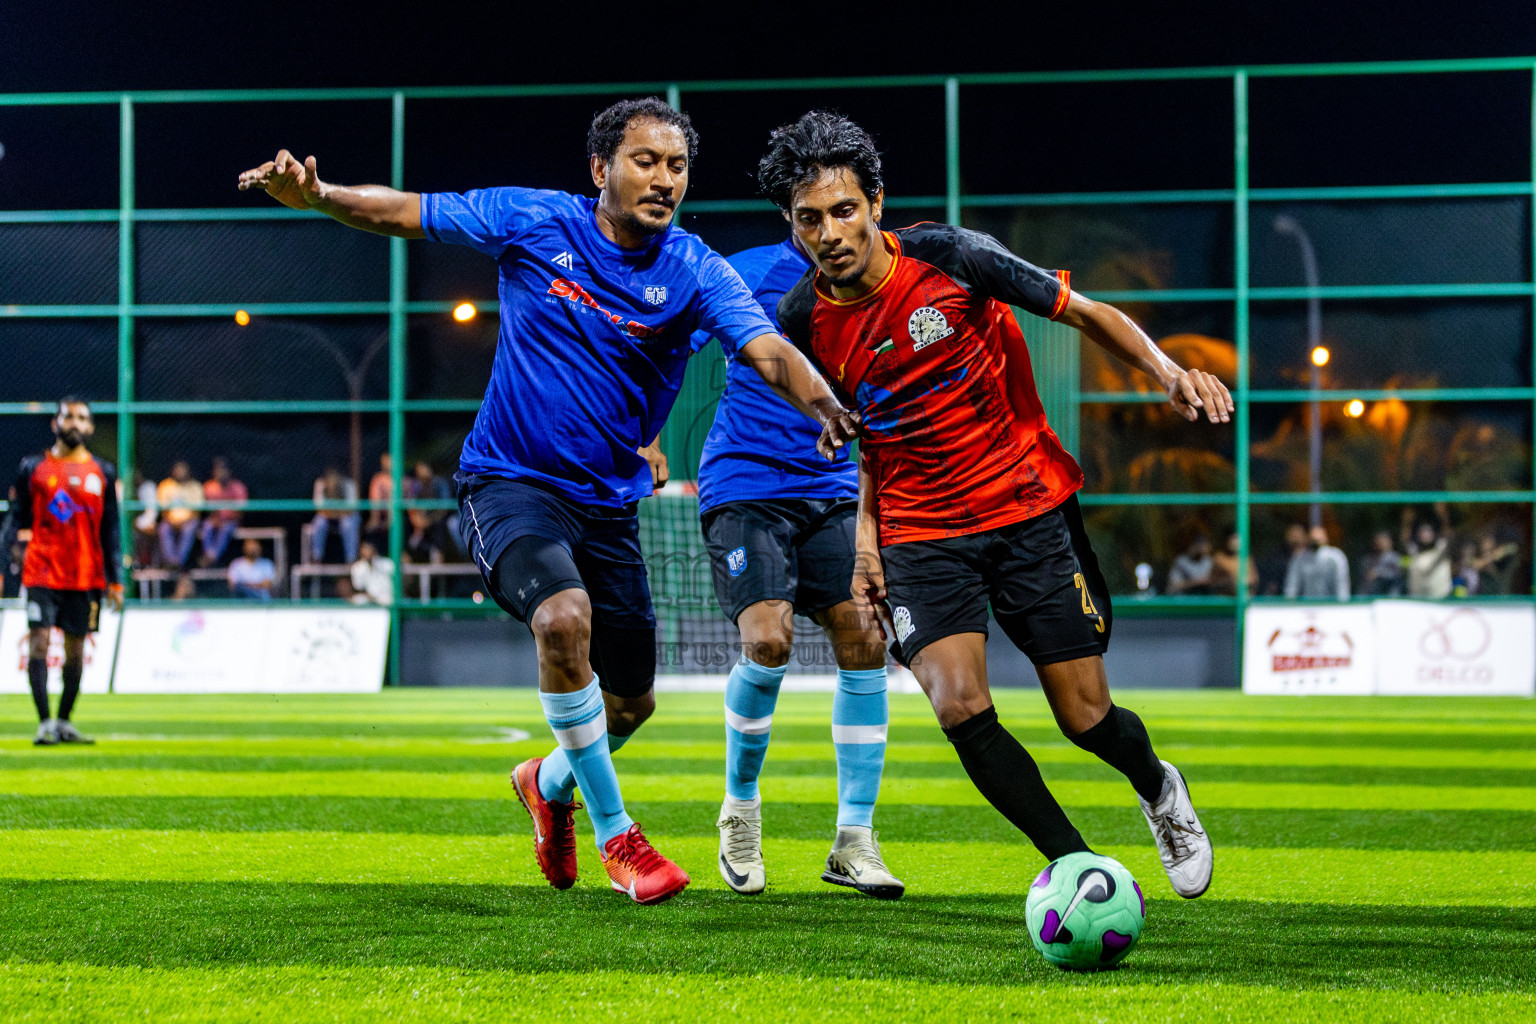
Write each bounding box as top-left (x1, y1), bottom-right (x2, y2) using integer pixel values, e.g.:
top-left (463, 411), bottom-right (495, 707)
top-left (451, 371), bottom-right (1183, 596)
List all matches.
top-left (1310, 346), bottom-right (1330, 367)
top-left (1344, 399), bottom-right (1365, 418)
top-left (452, 303), bottom-right (477, 322)
top-left (234, 309), bottom-right (250, 326)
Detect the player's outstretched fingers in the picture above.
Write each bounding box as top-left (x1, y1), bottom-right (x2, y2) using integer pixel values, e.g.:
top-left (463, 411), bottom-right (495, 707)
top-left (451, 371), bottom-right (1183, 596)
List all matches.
top-left (1172, 375), bottom-right (1203, 421)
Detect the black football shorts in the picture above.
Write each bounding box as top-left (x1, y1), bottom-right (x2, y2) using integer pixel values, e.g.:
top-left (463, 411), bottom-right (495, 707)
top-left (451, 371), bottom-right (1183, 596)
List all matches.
top-left (26, 587), bottom-right (102, 636)
top-left (701, 498), bottom-right (858, 623)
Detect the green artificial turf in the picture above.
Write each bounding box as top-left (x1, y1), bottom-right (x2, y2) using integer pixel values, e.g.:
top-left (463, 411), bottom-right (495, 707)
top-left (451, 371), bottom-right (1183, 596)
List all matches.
top-left (1, 689), bottom-right (1533, 1022)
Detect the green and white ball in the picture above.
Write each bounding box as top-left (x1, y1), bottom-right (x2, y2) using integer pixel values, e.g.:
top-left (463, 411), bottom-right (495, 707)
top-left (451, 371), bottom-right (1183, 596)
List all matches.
top-left (1024, 852), bottom-right (1145, 970)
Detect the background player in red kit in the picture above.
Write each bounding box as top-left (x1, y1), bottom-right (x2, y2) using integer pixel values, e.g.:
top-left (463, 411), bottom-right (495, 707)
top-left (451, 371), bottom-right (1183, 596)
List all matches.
top-left (9, 397), bottom-right (123, 745)
top-left (769, 113), bottom-right (1230, 898)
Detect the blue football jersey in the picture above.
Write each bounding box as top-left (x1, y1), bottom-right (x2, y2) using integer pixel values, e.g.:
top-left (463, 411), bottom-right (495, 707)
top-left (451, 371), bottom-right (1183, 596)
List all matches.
top-left (421, 187), bottom-right (777, 507)
top-left (691, 238), bottom-right (857, 515)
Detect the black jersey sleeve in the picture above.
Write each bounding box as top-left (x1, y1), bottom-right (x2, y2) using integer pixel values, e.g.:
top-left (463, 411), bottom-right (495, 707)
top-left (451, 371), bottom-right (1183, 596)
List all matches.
top-left (97, 458), bottom-right (122, 587)
top-left (895, 222), bottom-right (1070, 320)
top-left (10, 455), bottom-right (40, 532)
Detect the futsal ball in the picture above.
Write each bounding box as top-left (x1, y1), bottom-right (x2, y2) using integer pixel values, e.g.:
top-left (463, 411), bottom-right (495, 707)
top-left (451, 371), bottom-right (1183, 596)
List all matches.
top-left (1024, 851), bottom-right (1145, 970)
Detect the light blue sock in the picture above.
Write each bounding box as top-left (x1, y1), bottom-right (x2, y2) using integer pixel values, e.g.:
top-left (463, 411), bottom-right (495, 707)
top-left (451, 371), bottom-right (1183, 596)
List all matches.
top-left (833, 667), bottom-right (888, 828)
top-left (538, 677), bottom-right (633, 849)
top-left (724, 656), bottom-right (787, 801)
top-left (538, 730), bottom-right (630, 804)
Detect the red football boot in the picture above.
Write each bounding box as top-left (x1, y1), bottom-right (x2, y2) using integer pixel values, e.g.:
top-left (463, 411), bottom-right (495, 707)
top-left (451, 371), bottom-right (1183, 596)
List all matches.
top-left (511, 757), bottom-right (580, 890)
top-left (601, 823), bottom-right (690, 905)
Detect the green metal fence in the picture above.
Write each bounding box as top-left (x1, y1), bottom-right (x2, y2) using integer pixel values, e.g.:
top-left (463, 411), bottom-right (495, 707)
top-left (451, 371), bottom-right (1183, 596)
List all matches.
top-left (4, 57), bottom-right (1535, 683)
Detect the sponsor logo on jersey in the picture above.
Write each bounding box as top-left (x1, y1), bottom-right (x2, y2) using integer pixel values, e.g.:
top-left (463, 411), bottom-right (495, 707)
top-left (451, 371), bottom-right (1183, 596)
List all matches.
top-left (907, 306), bottom-right (954, 350)
top-left (893, 605), bottom-right (914, 643)
top-left (547, 278), bottom-right (659, 339)
top-left (47, 489), bottom-right (84, 524)
top-left (727, 546), bottom-right (747, 577)
top-left (553, 251), bottom-right (575, 270)
top-left (84, 474), bottom-right (103, 496)
top-left (644, 286), bottom-right (668, 307)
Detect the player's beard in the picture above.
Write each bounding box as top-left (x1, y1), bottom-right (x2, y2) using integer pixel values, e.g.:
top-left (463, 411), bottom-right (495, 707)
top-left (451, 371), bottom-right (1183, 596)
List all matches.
top-left (56, 427), bottom-right (84, 448)
top-left (616, 196), bottom-right (675, 241)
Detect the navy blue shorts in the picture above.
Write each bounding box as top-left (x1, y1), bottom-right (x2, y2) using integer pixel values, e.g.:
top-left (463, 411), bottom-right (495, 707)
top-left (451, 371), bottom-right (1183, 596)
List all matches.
top-left (701, 498), bottom-right (858, 623)
top-left (457, 474), bottom-right (655, 630)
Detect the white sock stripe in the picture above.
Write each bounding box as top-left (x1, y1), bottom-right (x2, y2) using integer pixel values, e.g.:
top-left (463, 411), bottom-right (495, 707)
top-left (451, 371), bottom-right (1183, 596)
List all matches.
top-left (551, 715), bottom-right (606, 750)
top-left (725, 708), bottom-right (773, 735)
top-left (831, 723), bottom-right (888, 745)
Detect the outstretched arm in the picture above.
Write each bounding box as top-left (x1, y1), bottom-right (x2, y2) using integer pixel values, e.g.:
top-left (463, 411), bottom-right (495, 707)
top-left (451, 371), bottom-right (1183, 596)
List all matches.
top-left (1056, 292), bottom-right (1233, 424)
top-left (736, 333), bottom-right (860, 459)
top-left (238, 150), bottom-right (424, 238)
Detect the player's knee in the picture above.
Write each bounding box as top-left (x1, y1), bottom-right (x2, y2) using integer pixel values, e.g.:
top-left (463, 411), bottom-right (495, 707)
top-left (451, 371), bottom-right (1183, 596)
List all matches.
top-left (530, 592), bottom-right (591, 662)
top-left (1058, 693), bottom-right (1112, 738)
top-left (27, 630), bottom-right (49, 661)
top-left (834, 636), bottom-right (888, 672)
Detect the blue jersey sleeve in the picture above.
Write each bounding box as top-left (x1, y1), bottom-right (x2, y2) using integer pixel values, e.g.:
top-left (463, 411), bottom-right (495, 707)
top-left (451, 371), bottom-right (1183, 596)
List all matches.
top-left (419, 187), bottom-right (559, 259)
top-left (693, 251), bottom-right (778, 353)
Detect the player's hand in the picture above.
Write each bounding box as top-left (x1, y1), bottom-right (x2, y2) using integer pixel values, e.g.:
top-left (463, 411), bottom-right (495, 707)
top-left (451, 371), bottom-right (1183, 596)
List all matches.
top-left (851, 549), bottom-right (892, 641)
top-left (1166, 368), bottom-right (1234, 424)
top-left (817, 405), bottom-right (861, 460)
top-left (639, 442), bottom-right (669, 489)
top-left (105, 585), bottom-right (124, 613)
top-left (237, 150), bottom-right (326, 211)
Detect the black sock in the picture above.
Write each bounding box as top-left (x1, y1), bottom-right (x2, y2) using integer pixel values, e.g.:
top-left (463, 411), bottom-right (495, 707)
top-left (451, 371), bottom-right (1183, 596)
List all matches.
top-left (1069, 703), bottom-right (1166, 803)
top-left (944, 705), bottom-right (1090, 860)
top-left (27, 658), bottom-right (50, 721)
top-left (58, 661), bottom-right (83, 722)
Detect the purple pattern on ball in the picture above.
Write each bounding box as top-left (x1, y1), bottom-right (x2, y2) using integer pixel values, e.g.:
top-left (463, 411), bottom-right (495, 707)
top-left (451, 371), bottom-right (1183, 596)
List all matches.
top-left (1032, 864), bottom-right (1054, 891)
top-left (1101, 930), bottom-right (1133, 957)
top-left (1040, 909), bottom-right (1063, 944)
top-left (1134, 880), bottom-right (1145, 917)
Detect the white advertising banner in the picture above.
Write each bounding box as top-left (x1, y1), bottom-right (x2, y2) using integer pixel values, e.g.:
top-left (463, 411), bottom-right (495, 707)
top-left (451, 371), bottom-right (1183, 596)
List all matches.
top-left (1242, 604), bottom-right (1378, 695)
top-left (1374, 600), bottom-right (1536, 697)
top-left (113, 607), bottom-right (388, 694)
top-left (0, 605), bottom-right (120, 695)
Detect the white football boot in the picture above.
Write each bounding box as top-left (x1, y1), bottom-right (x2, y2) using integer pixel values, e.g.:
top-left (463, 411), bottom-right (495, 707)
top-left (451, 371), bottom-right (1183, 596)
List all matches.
top-left (717, 795), bottom-right (766, 894)
top-left (822, 826), bottom-right (904, 900)
top-left (32, 719), bottom-right (59, 747)
top-left (1139, 760), bottom-right (1213, 898)
top-left (55, 721), bottom-right (95, 745)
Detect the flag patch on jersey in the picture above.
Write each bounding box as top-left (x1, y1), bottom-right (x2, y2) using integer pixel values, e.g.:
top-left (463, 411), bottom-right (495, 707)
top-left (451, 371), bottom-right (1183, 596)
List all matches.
top-left (727, 546), bottom-right (747, 577)
top-left (872, 337), bottom-right (895, 357)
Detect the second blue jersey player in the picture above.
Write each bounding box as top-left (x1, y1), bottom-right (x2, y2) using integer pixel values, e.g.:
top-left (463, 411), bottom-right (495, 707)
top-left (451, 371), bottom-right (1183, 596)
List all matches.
top-left (239, 98), bottom-right (858, 906)
top-left (694, 236), bottom-right (902, 899)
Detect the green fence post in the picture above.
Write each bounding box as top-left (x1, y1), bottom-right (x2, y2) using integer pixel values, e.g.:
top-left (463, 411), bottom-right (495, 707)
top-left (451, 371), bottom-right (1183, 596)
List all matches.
top-left (944, 77), bottom-right (961, 225)
top-left (117, 95), bottom-right (136, 584)
top-left (1233, 70), bottom-right (1252, 681)
top-left (1529, 63), bottom-right (1536, 589)
top-left (388, 91), bottom-right (407, 685)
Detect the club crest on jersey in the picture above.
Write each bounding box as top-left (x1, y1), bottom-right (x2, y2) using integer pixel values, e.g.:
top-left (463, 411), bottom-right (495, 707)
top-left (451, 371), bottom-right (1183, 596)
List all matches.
top-left (893, 605), bottom-right (915, 643)
top-left (84, 474), bottom-right (103, 496)
top-left (644, 286), bottom-right (668, 307)
top-left (907, 306), bottom-right (953, 351)
top-left (727, 546), bottom-right (747, 577)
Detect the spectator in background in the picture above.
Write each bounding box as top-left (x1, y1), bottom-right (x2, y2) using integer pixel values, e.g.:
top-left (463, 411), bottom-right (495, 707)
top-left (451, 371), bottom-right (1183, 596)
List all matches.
top-left (170, 571), bottom-right (197, 601)
top-left (1471, 533), bottom-right (1520, 595)
top-left (1209, 529), bottom-right (1257, 596)
top-left (311, 466), bottom-right (360, 564)
top-left (1361, 530), bottom-right (1404, 596)
top-left (365, 453), bottom-right (393, 548)
top-left (403, 460), bottom-right (452, 563)
top-left (157, 461), bottom-right (204, 568)
top-left (199, 457), bottom-right (248, 566)
top-left (1285, 524), bottom-right (1350, 600)
top-left (349, 540), bottom-right (394, 605)
top-left (1402, 506), bottom-right (1452, 599)
top-left (227, 537), bottom-right (275, 601)
top-left (1, 506), bottom-right (22, 599)
top-left (1166, 534), bottom-right (1214, 595)
top-left (132, 470), bottom-right (159, 567)
top-left (1452, 541), bottom-right (1481, 597)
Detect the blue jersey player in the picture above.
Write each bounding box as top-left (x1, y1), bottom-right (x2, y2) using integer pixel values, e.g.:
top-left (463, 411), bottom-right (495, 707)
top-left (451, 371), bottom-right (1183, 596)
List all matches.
top-left (693, 237), bottom-right (902, 899)
top-left (239, 98), bottom-right (858, 906)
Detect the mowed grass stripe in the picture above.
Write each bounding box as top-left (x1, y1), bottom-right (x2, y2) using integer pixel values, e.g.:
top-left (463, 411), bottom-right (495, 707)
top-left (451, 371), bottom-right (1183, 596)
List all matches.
top-left (7, 767), bottom-right (1530, 811)
top-left (3, 829), bottom-right (1534, 906)
top-left (2, 964), bottom-right (1533, 1023)
top-left (6, 795), bottom-right (1534, 851)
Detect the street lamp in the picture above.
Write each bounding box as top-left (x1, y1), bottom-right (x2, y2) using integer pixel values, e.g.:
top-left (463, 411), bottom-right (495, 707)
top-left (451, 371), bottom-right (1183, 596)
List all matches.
top-left (1274, 215), bottom-right (1324, 528)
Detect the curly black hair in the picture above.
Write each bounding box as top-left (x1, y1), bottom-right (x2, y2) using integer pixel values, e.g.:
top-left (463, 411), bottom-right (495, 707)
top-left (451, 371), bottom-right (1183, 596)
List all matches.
top-left (587, 97), bottom-right (698, 166)
top-left (56, 394), bottom-right (91, 415)
top-left (757, 111), bottom-right (883, 211)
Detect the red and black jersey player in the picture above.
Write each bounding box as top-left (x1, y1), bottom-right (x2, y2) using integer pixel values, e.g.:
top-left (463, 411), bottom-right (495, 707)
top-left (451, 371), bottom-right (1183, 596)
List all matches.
top-left (9, 397), bottom-right (123, 746)
top-left (769, 112), bottom-right (1229, 899)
